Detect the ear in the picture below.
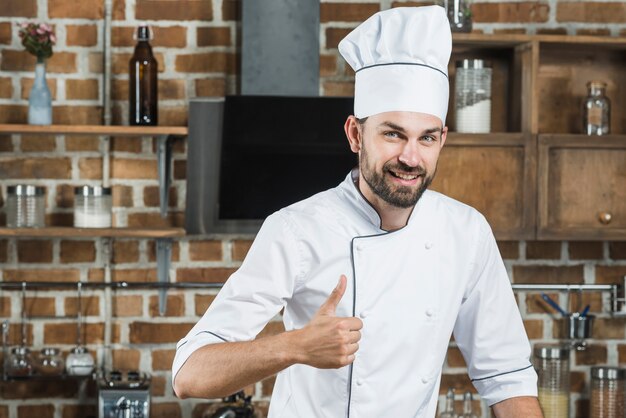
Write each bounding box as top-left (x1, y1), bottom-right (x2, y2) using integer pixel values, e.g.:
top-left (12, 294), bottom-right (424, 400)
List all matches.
top-left (344, 115), bottom-right (362, 154)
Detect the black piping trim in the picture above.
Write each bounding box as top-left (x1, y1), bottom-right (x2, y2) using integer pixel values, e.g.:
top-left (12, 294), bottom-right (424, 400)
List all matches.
top-left (176, 331), bottom-right (228, 351)
top-left (355, 62), bottom-right (448, 79)
top-left (470, 364), bottom-right (534, 382)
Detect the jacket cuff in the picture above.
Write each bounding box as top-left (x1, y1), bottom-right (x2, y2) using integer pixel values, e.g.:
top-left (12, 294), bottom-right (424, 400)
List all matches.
top-left (472, 364), bottom-right (538, 406)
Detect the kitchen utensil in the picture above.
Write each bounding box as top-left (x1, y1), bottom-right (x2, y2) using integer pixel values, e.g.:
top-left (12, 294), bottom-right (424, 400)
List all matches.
top-left (67, 282), bottom-right (95, 375)
top-left (541, 293), bottom-right (568, 316)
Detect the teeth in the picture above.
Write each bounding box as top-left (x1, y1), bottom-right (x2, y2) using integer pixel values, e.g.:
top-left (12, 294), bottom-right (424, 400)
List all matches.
top-left (393, 171), bottom-right (418, 180)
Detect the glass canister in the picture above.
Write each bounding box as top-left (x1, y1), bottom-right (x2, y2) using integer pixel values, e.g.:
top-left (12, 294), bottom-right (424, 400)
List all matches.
top-left (590, 367), bottom-right (625, 418)
top-left (442, 0), bottom-right (472, 33)
top-left (6, 185), bottom-right (46, 228)
top-left (66, 346), bottom-right (95, 376)
top-left (583, 81), bottom-right (610, 136)
top-left (455, 59), bottom-right (492, 133)
top-left (534, 344), bottom-right (570, 418)
top-left (74, 186), bottom-right (112, 228)
top-left (7, 346), bottom-right (34, 377)
top-left (36, 347), bottom-right (65, 376)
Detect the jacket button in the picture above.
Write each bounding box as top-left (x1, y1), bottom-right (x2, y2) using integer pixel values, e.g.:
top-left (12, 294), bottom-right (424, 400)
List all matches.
top-left (356, 244), bottom-right (364, 251)
top-left (359, 311), bottom-right (369, 319)
top-left (425, 309), bottom-right (434, 317)
top-left (421, 377), bottom-right (429, 384)
top-left (356, 379), bottom-right (364, 386)
top-left (425, 242), bottom-right (433, 250)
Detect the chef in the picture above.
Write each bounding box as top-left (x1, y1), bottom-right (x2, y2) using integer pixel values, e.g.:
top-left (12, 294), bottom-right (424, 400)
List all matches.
top-left (173, 6), bottom-right (542, 418)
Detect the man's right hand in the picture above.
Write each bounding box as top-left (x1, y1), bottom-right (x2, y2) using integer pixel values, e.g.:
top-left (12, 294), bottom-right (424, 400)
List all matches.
top-left (294, 275), bottom-right (363, 369)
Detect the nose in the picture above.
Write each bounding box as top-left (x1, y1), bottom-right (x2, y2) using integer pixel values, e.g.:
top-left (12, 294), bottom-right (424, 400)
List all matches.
top-left (398, 139), bottom-right (421, 168)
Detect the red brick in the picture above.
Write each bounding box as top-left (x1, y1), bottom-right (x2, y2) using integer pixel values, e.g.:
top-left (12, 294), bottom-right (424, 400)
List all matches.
top-left (0, 105), bottom-right (27, 123)
top-left (0, 135), bottom-right (12, 152)
top-left (66, 79), bottom-right (99, 100)
top-left (232, 240), bottom-right (253, 261)
top-left (497, 241), bottom-right (519, 259)
top-left (111, 158), bottom-right (157, 179)
top-left (1, 0), bottom-right (37, 17)
top-left (152, 349), bottom-right (175, 370)
top-left (526, 241), bottom-right (561, 259)
top-left (111, 136), bottom-right (142, 152)
top-left (44, 322), bottom-right (104, 344)
top-left (189, 240), bottom-right (223, 261)
top-left (512, 265), bottom-right (584, 284)
top-left (574, 344), bottom-right (607, 365)
top-left (576, 28), bottom-right (611, 36)
top-left (325, 27), bottom-right (353, 49)
top-left (493, 28), bottom-right (528, 35)
top-left (111, 268), bottom-right (157, 283)
top-left (65, 135), bottom-right (99, 151)
top-left (52, 106), bottom-right (102, 124)
top-left (570, 370), bottom-right (586, 393)
top-left (596, 266), bottom-right (626, 285)
top-left (569, 241), bottom-right (603, 260)
top-left (17, 404), bottom-right (54, 418)
top-left (78, 157), bottom-right (102, 179)
top-left (112, 349), bottom-right (140, 370)
top-left (112, 241), bottom-right (139, 264)
top-left (159, 106), bottom-right (188, 125)
top-left (24, 297), bottom-right (56, 317)
top-left (150, 375), bottom-right (166, 396)
top-left (61, 405), bottom-right (97, 418)
top-left (127, 212), bottom-right (184, 228)
top-left (112, 26), bottom-right (187, 48)
top-left (49, 0), bottom-right (103, 18)
top-left (2, 379), bottom-right (78, 399)
top-left (473, 2), bottom-right (550, 23)
top-left (148, 241), bottom-right (180, 262)
top-left (175, 52), bottom-right (238, 74)
top-left (197, 27), bottom-right (231, 47)
top-left (0, 240), bottom-right (7, 263)
top-left (113, 295), bottom-right (143, 317)
top-left (446, 346), bottom-right (466, 368)
top-left (149, 294), bottom-right (185, 317)
top-left (111, 79), bottom-right (128, 101)
top-left (112, 185), bottom-right (133, 207)
top-left (609, 242), bottom-right (626, 260)
top-left (439, 373), bottom-right (476, 394)
top-left (320, 54), bottom-right (337, 77)
top-left (567, 291), bottom-right (603, 314)
top-left (66, 25), bottom-right (98, 46)
top-left (320, 3), bottom-right (381, 22)
top-left (151, 403), bottom-right (182, 418)
top-left (536, 27), bottom-right (568, 35)
top-left (593, 318), bottom-right (626, 339)
top-left (143, 186), bottom-right (177, 208)
top-left (323, 81), bottom-right (354, 97)
top-left (17, 240), bottom-right (53, 263)
top-left (195, 294), bottom-right (216, 315)
top-left (0, 157), bottom-right (71, 179)
top-left (136, 0), bottom-right (212, 20)
top-left (65, 295), bottom-right (100, 316)
top-left (176, 267), bottom-right (237, 283)
top-left (60, 240), bottom-right (96, 263)
top-left (0, 77), bottom-right (12, 98)
top-left (113, 0), bottom-right (125, 20)
top-left (174, 160), bottom-right (186, 179)
top-left (619, 344), bottom-right (626, 364)
top-left (20, 134), bottom-right (56, 152)
top-left (129, 322), bottom-right (195, 344)
top-left (159, 79), bottom-right (186, 100)
top-left (195, 78), bottom-right (226, 97)
top-left (557, 2), bottom-right (626, 23)
top-left (222, 0), bottom-right (239, 21)
top-left (523, 319), bottom-right (543, 339)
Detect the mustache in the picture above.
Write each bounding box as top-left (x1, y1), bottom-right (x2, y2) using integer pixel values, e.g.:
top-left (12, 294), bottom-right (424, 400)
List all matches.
top-left (384, 161), bottom-right (427, 176)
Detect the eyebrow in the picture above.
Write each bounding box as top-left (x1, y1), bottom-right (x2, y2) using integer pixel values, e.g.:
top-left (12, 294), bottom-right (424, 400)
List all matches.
top-left (378, 122), bottom-right (442, 135)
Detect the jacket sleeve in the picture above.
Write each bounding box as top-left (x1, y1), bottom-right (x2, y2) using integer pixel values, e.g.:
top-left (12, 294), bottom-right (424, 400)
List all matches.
top-left (172, 211), bottom-right (303, 385)
top-left (452, 217), bottom-right (537, 406)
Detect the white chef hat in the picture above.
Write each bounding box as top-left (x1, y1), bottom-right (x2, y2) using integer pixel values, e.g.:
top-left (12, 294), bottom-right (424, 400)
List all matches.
top-left (338, 6), bottom-right (452, 124)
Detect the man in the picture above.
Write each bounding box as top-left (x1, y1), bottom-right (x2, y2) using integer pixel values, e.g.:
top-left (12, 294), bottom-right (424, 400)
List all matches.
top-left (173, 6), bottom-right (543, 417)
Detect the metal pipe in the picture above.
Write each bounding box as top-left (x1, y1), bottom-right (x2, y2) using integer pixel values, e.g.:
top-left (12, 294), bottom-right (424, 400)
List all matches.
top-left (102, 0), bottom-right (113, 125)
top-left (0, 281), bottom-right (224, 290)
top-left (511, 284), bottom-right (616, 292)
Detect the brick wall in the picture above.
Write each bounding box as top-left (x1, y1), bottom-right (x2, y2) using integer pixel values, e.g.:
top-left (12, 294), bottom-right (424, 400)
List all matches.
top-left (0, 0), bottom-right (626, 417)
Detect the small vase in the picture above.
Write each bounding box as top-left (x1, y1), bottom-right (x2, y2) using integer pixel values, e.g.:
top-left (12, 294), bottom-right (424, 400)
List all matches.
top-left (28, 59), bottom-right (52, 125)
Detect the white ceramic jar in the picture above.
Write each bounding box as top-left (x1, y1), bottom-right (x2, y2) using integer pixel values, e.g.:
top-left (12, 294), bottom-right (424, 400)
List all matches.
top-left (74, 186), bottom-right (112, 228)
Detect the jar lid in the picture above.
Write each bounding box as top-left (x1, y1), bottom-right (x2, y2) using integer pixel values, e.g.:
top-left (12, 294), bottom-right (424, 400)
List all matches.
top-left (70, 346), bottom-right (88, 355)
top-left (591, 367), bottom-right (626, 380)
top-left (587, 80), bottom-right (607, 89)
top-left (456, 59), bottom-right (491, 69)
top-left (533, 344), bottom-right (570, 359)
top-left (40, 347), bottom-right (60, 356)
top-left (7, 185), bottom-right (45, 196)
top-left (74, 186), bottom-right (112, 196)
top-left (11, 346), bottom-right (31, 355)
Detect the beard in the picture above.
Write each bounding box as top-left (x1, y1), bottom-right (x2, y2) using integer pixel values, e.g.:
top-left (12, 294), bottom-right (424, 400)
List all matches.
top-left (359, 142), bottom-right (435, 209)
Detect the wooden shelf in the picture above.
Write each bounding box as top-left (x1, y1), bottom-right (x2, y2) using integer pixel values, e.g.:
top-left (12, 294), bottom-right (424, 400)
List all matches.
top-left (0, 124), bottom-right (187, 137)
top-left (453, 33), bottom-right (626, 48)
top-left (0, 227), bottom-right (185, 238)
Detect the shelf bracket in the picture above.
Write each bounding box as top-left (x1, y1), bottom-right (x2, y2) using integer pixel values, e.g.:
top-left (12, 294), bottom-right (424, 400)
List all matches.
top-left (156, 135), bottom-right (173, 218)
top-left (156, 238), bottom-right (172, 316)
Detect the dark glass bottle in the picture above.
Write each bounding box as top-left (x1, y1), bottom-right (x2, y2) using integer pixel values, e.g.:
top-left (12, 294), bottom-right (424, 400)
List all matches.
top-left (129, 26), bottom-right (158, 125)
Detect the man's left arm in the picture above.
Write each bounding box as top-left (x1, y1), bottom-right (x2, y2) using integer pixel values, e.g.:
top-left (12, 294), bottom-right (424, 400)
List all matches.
top-left (492, 396), bottom-right (543, 418)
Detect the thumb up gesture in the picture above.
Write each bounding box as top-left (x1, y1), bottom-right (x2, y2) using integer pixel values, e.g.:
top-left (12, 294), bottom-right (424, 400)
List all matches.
top-left (295, 275), bottom-right (363, 369)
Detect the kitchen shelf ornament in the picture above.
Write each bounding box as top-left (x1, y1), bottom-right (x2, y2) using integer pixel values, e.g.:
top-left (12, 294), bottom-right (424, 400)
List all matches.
top-left (18, 21), bottom-right (56, 125)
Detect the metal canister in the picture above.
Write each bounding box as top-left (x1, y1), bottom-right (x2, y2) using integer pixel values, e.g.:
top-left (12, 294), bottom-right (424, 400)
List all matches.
top-left (6, 185), bottom-right (46, 228)
top-left (534, 344), bottom-right (570, 418)
top-left (591, 367), bottom-right (626, 418)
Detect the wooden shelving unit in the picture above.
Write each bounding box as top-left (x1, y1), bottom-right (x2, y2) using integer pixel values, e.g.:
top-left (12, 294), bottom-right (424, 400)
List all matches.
top-left (0, 227), bottom-right (185, 239)
top-left (0, 124), bottom-right (187, 137)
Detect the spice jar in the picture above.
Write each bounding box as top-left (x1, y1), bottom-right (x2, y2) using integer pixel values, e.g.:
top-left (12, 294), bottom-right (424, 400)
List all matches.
top-left (534, 344), bottom-right (570, 418)
top-left (441, 0), bottom-right (472, 33)
top-left (455, 59), bottom-right (492, 133)
top-left (591, 366), bottom-right (625, 418)
top-left (35, 347), bottom-right (65, 376)
top-left (66, 346), bottom-right (95, 376)
top-left (583, 81), bottom-right (610, 135)
top-left (74, 186), bottom-right (112, 228)
top-left (6, 185), bottom-right (46, 228)
top-left (7, 346), bottom-right (33, 377)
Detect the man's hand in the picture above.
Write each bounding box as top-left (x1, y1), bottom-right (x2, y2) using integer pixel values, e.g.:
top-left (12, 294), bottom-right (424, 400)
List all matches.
top-left (293, 275), bottom-right (363, 368)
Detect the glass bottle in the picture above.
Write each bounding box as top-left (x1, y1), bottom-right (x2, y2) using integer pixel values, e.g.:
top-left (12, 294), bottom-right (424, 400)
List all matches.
top-left (583, 81), bottom-right (610, 135)
top-left (36, 347), bottom-right (65, 376)
top-left (590, 367), bottom-right (625, 418)
top-left (534, 344), bottom-right (570, 418)
top-left (129, 25), bottom-right (158, 126)
top-left (460, 392), bottom-right (478, 418)
top-left (441, 0), bottom-right (472, 33)
top-left (28, 59), bottom-right (52, 125)
top-left (439, 388), bottom-right (457, 418)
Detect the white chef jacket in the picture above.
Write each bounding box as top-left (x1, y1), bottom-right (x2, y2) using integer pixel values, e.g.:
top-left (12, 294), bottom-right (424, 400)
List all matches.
top-left (173, 169), bottom-right (537, 417)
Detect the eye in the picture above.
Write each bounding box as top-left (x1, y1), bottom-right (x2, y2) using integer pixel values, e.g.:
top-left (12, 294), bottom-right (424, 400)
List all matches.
top-left (421, 135), bottom-right (437, 143)
top-left (383, 131), bottom-right (400, 139)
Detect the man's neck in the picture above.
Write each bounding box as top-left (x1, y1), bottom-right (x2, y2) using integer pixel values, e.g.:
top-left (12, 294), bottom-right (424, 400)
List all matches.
top-left (356, 174), bottom-right (414, 231)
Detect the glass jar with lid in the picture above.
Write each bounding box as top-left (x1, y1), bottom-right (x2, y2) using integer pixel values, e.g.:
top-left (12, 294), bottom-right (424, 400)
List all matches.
top-left (534, 344), bottom-right (570, 418)
top-left (6, 185), bottom-right (46, 228)
top-left (74, 186), bottom-right (112, 228)
top-left (591, 366), bottom-right (625, 418)
top-left (455, 59), bottom-right (492, 133)
top-left (583, 81), bottom-right (610, 135)
top-left (7, 346), bottom-right (34, 377)
top-left (66, 346), bottom-right (95, 376)
top-left (36, 347), bottom-right (65, 376)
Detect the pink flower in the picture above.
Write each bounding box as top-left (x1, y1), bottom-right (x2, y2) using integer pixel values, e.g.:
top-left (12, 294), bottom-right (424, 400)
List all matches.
top-left (50, 33), bottom-right (57, 44)
top-left (19, 22), bottom-right (29, 29)
top-left (40, 23), bottom-right (52, 32)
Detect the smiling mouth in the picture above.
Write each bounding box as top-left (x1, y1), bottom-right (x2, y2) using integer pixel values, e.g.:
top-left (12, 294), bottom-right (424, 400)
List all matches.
top-left (389, 170), bottom-right (420, 180)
